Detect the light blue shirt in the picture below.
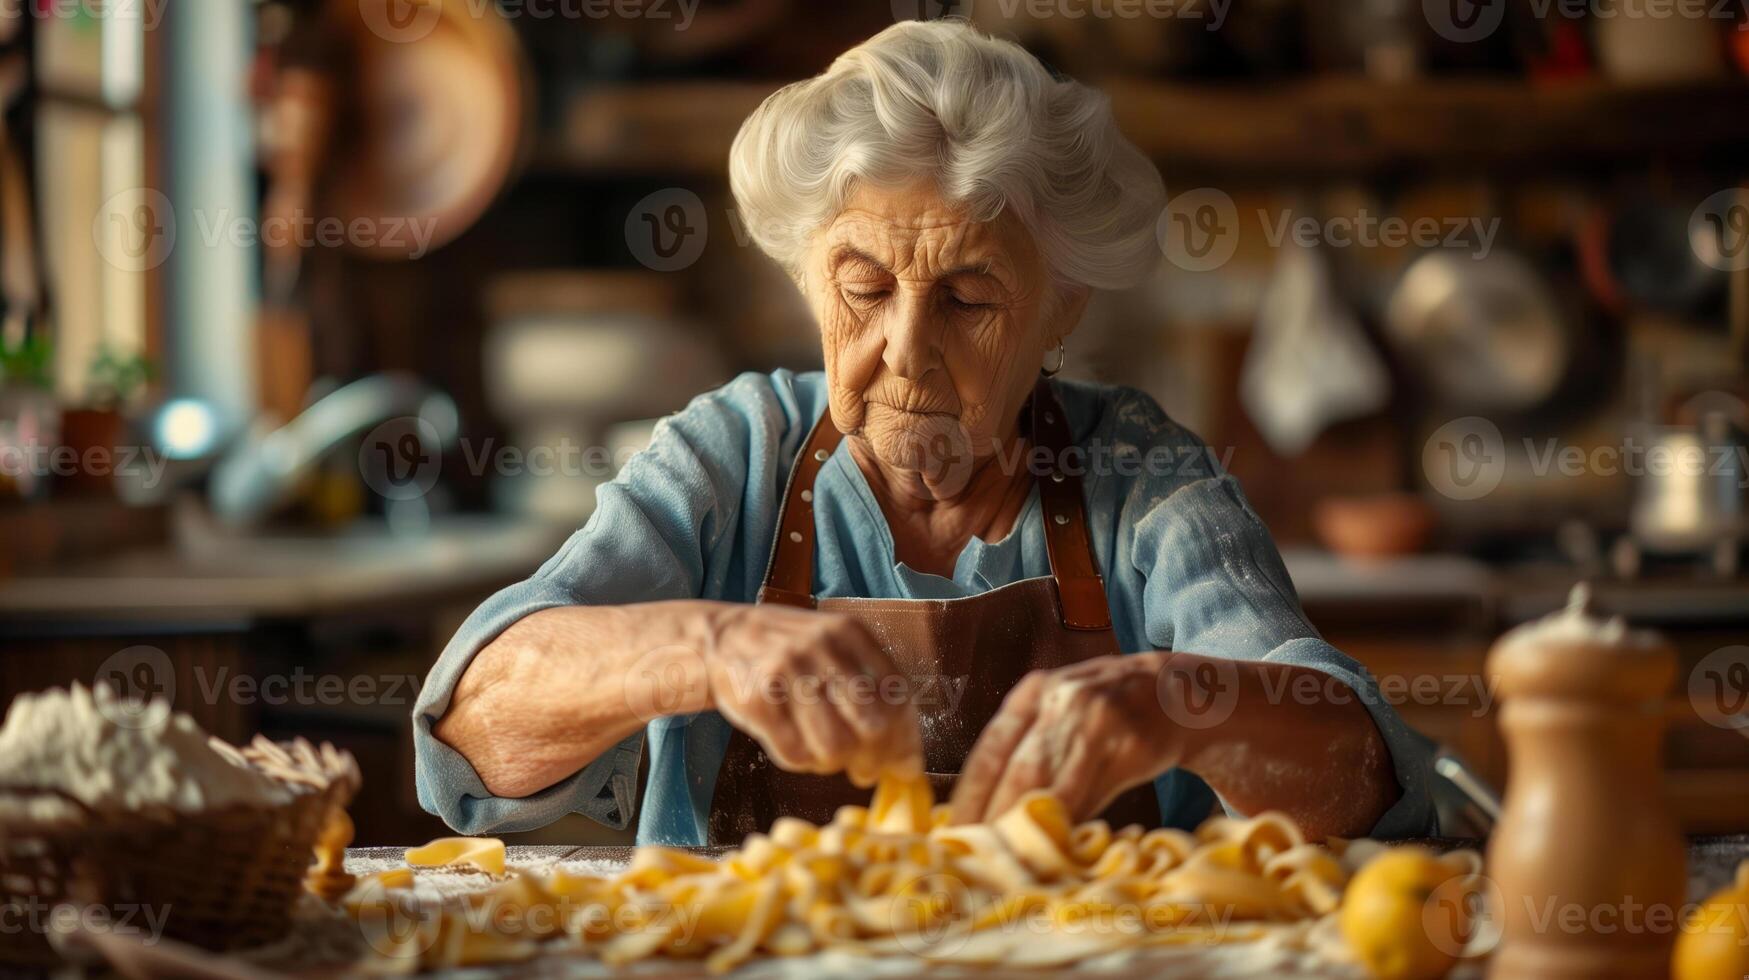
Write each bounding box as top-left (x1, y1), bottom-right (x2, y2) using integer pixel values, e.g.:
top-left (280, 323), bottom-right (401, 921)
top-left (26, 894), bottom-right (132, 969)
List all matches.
top-left (412, 369), bottom-right (1437, 845)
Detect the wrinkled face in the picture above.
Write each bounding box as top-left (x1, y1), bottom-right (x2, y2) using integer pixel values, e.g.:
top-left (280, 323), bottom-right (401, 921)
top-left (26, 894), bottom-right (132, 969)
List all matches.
top-left (801, 180), bottom-right (1082, 499)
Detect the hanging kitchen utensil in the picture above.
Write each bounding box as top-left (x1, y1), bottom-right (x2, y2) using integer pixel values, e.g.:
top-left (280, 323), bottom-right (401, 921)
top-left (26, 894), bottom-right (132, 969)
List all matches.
top-left (1241, 240), bottom-right (1391, 456)
top-left (326, 0), bottom-right (525, 259)
top-left (1383, 249), bottom-right (1571, 415)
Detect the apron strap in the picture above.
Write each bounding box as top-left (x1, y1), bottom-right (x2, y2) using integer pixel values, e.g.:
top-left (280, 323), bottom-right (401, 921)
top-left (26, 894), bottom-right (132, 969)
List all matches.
top-left (756, 410), bottom-right (843, 609)
top-left (757, 378), bottom-right (1114, 631)
top-left (1028, 378), bottom-right (1114, 631)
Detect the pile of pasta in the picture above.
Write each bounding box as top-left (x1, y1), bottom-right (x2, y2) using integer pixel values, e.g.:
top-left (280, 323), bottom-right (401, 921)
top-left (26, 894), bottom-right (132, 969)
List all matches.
top-left (342, 775), bottom-right (1457, 974)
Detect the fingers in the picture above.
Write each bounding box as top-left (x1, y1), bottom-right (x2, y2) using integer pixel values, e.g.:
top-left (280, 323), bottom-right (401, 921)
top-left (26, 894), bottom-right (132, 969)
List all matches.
top-left (1042, 731), bottom-right (1109, 821)
top-left (709, 607), bottom-right (921, 779)
top-left (790, 675), bottom-right (859, 773)
top-left (949, 672), bottom-right (1044, 824)
top-left (714, 694), bottom-right (812, 773)
top-left (980, 723), bottom-right (1055, 821)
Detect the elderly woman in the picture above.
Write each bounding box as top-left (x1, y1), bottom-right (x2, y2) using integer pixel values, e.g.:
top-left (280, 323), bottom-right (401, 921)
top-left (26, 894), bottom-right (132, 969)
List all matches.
top-left (415, 20), bottom-right (1435, 846)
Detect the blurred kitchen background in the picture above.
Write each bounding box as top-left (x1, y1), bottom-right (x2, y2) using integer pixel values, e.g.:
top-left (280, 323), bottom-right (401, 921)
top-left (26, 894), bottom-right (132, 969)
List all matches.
top-left (1, 0), bottom-right (1747, 844)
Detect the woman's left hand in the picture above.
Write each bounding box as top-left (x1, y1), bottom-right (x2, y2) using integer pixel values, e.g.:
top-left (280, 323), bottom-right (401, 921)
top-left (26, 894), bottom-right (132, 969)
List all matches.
top-left (949, 652), bottom-right (1178, 824)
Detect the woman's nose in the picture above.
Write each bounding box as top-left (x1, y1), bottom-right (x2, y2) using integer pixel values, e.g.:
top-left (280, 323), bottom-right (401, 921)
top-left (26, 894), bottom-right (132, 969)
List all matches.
top-left (881, 290), bottom-right (942, 380)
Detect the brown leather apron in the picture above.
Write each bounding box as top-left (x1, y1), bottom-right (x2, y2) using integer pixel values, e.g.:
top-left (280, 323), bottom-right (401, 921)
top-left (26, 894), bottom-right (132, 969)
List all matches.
top-left (706, 378), bottom-right (1161, 844)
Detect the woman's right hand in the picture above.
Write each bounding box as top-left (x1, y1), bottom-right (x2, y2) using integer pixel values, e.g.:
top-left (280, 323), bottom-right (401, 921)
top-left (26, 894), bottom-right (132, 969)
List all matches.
top-left (702, 603), bottom-right (921, 786)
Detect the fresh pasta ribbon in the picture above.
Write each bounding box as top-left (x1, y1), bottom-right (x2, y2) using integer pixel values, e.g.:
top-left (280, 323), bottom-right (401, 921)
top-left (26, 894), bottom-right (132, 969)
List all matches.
top-left (404, 836), bottom-right (507, 876)
top-left (356, 774), bottom-right (1483, 975)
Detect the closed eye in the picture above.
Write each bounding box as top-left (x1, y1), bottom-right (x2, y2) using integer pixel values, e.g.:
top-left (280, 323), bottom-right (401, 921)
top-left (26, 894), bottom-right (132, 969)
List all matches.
top-left (842, 287), bottom-right (891, 304)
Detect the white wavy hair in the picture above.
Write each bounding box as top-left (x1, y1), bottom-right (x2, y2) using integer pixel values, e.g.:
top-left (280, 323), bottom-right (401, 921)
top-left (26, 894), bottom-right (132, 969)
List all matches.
top-left (729, 19), bottom-right (1165, 294)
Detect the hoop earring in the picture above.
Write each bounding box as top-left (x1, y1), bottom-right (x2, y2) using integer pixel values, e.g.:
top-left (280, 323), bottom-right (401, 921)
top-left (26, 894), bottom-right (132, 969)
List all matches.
top-left (1040, 341), bottom-right (1066, 378)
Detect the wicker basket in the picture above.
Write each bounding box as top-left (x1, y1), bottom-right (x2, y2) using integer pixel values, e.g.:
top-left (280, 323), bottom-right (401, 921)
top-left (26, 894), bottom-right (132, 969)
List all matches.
top-left (0, 736), bottom-right (360, 967)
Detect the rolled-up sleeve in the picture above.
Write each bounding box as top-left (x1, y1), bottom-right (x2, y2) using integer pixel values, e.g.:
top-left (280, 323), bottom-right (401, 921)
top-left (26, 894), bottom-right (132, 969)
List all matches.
top-left (1122, 404), bottom-right (1437, 838)
top-left (412, 371), bottom-right (807, 835)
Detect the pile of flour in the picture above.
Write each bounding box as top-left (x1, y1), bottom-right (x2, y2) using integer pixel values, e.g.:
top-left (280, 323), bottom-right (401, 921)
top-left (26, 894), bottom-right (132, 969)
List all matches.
top-left (0, 683), bottom-right (290, 819)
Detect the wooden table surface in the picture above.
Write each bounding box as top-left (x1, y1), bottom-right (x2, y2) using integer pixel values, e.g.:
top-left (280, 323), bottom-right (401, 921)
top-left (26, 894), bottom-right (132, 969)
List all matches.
top-left (348, 834), bottom-right (1749, 896)
top-left (71, 838), bottom-right (1749, 980)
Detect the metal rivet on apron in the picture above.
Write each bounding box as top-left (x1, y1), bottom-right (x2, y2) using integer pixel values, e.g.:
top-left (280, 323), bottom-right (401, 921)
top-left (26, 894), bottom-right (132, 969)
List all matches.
top-left (789, 531), bottom-right (803, 543)
top-left (801, 489), bottom-right (814, 502)
top-left (1044, 411), bottom-right (1056, 424)
top-left (1053, 513), bottom-right (1069, 525)
top-left (1051, 471), bottom-right (1065, 483)
top-left (814, 449), bottom-right (829, 462)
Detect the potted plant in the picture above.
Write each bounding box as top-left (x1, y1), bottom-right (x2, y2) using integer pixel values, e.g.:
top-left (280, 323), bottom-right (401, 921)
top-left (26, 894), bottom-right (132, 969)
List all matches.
top-left (0, 334), bottom-right (56, 502)
top-left (59, 347), bottom-right (154, 496)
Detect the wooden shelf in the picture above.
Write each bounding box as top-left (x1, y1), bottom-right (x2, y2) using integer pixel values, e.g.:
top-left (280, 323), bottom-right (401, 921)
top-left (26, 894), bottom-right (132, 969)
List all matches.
top-left (540, 76), bottom-right (1749, 179)
top-left (1105, 75), bottom-right (1749, 175)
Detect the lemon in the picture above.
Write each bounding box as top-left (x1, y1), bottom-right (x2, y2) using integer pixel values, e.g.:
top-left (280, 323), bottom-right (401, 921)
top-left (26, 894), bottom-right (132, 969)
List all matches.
top-left (1339, 848), bottom-right (1470, 980)
top-left (1673, 862), bottom-right (1749, 980)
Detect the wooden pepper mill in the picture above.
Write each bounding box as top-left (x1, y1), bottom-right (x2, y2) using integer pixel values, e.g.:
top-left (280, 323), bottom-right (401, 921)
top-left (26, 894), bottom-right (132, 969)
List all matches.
top-left (1486, 584), bottom-right (1687, 979)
